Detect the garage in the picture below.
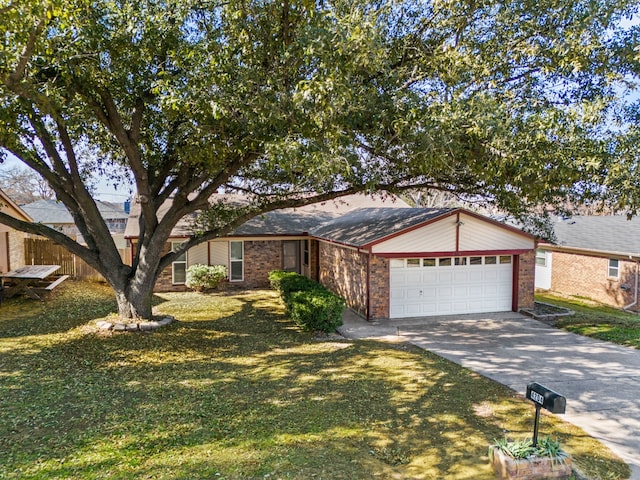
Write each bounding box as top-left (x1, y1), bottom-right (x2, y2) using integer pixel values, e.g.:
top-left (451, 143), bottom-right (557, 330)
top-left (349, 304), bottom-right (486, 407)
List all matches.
top-left (312, 207), bottom-right (535, 320)
top-left (389, 255), bottom-right (513, 318)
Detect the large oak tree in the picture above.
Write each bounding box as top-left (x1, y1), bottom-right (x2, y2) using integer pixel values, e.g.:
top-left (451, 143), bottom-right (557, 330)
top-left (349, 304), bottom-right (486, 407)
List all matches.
top-left (0, 0), bottom-right (637, 319)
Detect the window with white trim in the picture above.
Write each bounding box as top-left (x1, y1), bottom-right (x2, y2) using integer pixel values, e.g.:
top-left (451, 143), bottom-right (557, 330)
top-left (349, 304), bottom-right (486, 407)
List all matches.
top-left (535, 249), bottom-right (547, 267)
top-left (230, 241), bottom-right (244, 281)
top-left (608, 258), bottom-right (619, 278)
top-left (171, 241), bottom-right (187, 284)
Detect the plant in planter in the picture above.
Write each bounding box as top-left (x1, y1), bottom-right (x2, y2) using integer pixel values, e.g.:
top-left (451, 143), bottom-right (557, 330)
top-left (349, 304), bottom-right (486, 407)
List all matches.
top-left (489, 436), bottom-right (572, 480)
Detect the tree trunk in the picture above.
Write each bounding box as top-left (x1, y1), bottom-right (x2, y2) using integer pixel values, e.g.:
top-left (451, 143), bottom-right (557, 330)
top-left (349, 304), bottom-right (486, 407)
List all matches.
top-left (114, 279), bottom-right (155, 320)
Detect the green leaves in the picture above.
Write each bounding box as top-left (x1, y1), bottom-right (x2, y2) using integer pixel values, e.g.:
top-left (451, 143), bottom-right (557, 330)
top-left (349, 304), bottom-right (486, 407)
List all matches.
top-left (1, 0), bottom-right (638, 317)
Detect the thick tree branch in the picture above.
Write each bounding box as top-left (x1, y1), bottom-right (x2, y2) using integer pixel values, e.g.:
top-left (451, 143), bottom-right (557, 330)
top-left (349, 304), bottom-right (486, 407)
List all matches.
top-left (6, 17), bottom-right (46, 85)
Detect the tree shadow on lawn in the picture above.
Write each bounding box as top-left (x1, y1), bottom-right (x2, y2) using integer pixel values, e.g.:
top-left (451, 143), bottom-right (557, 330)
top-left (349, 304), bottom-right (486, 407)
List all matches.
top-left (0, 290), bottom-right (631, 479)
top-left (0, 281), bottom-right (165, 338)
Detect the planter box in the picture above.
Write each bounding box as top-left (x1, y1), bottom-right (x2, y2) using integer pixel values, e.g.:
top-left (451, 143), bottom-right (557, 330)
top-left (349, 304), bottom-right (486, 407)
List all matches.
top-left (490, 448), bottom-right (572, 480)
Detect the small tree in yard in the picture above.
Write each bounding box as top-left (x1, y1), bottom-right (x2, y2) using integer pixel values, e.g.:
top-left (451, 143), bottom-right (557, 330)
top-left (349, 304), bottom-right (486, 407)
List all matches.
top-left (0, 0), bottom-right (637, 320)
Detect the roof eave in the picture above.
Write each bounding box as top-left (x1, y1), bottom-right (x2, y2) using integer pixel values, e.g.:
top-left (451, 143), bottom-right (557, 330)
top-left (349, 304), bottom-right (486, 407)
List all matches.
top-left (538, 242), bottom-right (640, 260)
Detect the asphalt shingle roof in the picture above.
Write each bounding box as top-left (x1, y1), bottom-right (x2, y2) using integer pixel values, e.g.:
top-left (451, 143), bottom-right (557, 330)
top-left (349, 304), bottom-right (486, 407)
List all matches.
top-left (551, 216), bottom-right (640, 255)
top-left (22, 199), bottom-right (128, 224)
top-left (124, 193), bottom-right (411, 238)
top-left (310, 207), bottom-right (454, 246)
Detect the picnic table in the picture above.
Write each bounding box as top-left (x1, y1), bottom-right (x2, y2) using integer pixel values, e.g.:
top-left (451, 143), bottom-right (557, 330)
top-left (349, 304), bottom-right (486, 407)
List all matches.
top-left (1, 265), bottom-right (68, 301)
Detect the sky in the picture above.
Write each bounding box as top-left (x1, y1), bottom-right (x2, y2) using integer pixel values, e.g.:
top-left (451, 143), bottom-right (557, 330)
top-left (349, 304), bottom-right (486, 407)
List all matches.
top-left (1, 154), bottom-right (133, 204)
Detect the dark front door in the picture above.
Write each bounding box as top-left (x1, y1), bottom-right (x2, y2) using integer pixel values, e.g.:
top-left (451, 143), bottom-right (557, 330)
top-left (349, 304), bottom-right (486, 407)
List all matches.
top-left (282, 240), bottom-right (301, 273)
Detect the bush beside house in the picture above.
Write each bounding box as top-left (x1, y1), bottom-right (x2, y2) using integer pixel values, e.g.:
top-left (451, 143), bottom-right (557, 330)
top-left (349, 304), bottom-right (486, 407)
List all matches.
top-left (269, 270), bottom-right (345, 333)
top-left (185, 264), bottom-right (227, 291)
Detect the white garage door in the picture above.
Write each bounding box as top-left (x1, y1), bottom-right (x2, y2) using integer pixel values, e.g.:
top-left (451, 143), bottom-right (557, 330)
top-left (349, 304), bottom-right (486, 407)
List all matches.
top-left (389, 255), bottom-right (513, 318)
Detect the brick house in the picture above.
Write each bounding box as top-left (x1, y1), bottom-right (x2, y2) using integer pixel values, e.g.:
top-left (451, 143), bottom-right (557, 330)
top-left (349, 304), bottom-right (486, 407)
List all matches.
top-left (535, 216), bottom-right (640, 312)
top-left (125, 194), bottom-right (536, 320)
top-left (0, 189), bottom-right (31, 274)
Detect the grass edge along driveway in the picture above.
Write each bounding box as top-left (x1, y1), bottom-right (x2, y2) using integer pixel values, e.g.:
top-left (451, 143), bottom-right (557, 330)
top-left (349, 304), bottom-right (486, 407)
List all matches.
top-left (537, 292), bottom-right (640, 349)
top-left (0, 281), bottom-right (631, 479)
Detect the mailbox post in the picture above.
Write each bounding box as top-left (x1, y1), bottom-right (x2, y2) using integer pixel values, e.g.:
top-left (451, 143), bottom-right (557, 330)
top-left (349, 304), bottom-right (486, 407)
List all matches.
top-left (526, 382), bottom-right (566, 446)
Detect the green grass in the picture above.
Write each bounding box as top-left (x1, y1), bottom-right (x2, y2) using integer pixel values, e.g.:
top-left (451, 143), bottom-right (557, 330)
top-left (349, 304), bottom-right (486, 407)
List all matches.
top-left (0, 281), bottom-right (631, 479)
top-left (537, 292), bottom-right (640, 349)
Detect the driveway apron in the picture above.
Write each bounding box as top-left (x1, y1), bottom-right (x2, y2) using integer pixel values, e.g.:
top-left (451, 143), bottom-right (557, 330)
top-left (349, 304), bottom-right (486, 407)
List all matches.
top-left (338, 311), bottom-right (640, 479)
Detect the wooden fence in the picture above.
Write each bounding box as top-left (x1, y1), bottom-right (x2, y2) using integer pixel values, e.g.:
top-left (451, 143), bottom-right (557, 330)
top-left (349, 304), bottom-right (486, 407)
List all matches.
top-left (23, 237), bottom-right (130, 281)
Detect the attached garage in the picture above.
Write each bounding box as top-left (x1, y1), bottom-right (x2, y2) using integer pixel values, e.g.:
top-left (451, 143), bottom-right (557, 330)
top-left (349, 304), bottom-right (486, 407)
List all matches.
top-left (313, 207), bottom-right (536, 321)
top-left (389, 255), bottom-right (514, 318)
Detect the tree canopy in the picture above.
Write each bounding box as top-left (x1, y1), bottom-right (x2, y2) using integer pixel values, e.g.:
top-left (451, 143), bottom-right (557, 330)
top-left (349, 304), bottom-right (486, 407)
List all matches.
top-left (0, 0), bottom-right (638, 318)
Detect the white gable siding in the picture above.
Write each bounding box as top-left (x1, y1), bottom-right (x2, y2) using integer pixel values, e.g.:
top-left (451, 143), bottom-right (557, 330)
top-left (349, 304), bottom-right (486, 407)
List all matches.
top-left (458, 214), bottom-right (533, 251)
top-left (209, 241), bottom-right (229, 268)
top-left (187, 243), bottom-right (208, 267)
top-left (371, 213), bottom-right (532, 254)
top-left (371, 216), bottom-right (456, 253)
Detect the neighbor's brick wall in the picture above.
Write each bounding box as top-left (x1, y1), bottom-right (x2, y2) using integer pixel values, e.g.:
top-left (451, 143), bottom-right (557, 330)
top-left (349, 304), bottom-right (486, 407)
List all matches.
top-left (551, 251), bottom-right (639, 310)
top-left (517, 251), bottom-right (535, 311)
top-left (319, 242), bottom-right (368, 317)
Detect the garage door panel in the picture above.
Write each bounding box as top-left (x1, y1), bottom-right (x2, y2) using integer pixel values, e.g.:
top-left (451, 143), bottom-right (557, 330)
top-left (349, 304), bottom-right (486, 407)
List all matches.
top-left (390, 288), bottom-right (405, 300)
top-left (438, 286), bottom-right (454, 298)
top-left (469, 285), bottom-right (483, 296)
top-left (469, 271), bottom-right (484, 281)
top-left (453, 271), bottom-right (469, 282)
top-left (406, 272), bottom-right (422, 283)
top-left (438, 271), bottom-right (453, 282)
top-left (405, 303), bottom-right (422, 315)
top-left (406, 288), bottom-right (423, 299)
top-left (453, 286), bottom-right (468, 296)
top-left (390, 256), bottom-right (513, 318)
top-left (422, 271), bottom-right (438, 282)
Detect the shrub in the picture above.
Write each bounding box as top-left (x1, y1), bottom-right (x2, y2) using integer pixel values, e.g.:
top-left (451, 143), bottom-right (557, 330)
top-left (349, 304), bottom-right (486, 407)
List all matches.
top-left (268, 270), bottom-right (316, 295)
top-left (289, 288), bottom-right (345, 332)
top-left (268, 270), bottom-right (346, 333)
top-left (186, 264), bottom-right (227, 291)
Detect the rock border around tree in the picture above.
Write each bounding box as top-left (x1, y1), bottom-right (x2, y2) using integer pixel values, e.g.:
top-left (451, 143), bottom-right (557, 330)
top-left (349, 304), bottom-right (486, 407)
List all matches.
top-left (95, 315), bottom-right (175, 332)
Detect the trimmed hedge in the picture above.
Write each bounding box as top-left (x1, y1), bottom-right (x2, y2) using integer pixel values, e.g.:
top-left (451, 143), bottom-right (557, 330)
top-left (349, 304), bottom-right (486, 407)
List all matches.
top-left (268, 270), bottom-right (316, 295)
top-left (268, 270), bottom-right (345, 332)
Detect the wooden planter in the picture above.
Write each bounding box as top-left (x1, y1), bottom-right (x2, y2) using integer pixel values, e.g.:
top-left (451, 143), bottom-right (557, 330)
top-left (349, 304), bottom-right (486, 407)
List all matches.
top-left (490, 448), bottom-right (572, 480)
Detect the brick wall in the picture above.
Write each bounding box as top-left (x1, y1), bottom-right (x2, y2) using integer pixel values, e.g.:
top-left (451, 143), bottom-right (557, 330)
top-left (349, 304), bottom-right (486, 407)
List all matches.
top-left (551, 251), bottom-right (639, 310)
top-left (154, 242), bottom-right (188, 292)
top-left (517, 251), bottom-right (535, 310)
top-left (241, 240), bottom-right (282, 288)
top-left (154, 239), bottom-right (286, 292)
top-left (368, 255), bottom-right (390, 320)
top-left (319, 242), bottom-right (368, 317)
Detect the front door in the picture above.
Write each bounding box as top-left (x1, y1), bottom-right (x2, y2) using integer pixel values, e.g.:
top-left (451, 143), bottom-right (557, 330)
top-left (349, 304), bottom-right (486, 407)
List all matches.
top-left (282, 241), bottom-right (301, 273)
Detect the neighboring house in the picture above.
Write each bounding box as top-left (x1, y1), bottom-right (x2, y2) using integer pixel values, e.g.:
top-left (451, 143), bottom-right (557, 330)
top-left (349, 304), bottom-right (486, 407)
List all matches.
top-left (22, 199), bottom-right (129, 246)
top-left (125, 194), bottom-right (536, 320)
top-left (535, 216), bottom-right (640, 312)
top-left (0, 189), bottom-right (32, 274)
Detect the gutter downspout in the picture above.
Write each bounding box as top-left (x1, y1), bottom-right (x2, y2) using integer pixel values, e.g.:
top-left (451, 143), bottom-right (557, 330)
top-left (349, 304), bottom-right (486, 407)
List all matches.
top-left (624, 259), bottom-right (639, 311)
top-left (365, 249), bottom-right (371, 321)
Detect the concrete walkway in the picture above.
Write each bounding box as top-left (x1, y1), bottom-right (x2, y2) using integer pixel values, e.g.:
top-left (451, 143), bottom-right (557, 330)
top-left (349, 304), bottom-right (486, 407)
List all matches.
top-left (338, 310), bottom-right (640, 479)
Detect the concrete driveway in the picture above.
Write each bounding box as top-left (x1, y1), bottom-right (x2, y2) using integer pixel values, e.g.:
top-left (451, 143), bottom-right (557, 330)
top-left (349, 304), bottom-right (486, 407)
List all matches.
top-left (338, 311), bottom-right (640, 479)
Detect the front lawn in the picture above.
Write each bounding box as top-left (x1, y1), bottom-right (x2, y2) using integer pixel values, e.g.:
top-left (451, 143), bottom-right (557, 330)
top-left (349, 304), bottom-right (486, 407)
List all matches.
top-left (536, 292), bottom-right (640, 349)
top-left (0, 282), bottom-right (630, 479)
